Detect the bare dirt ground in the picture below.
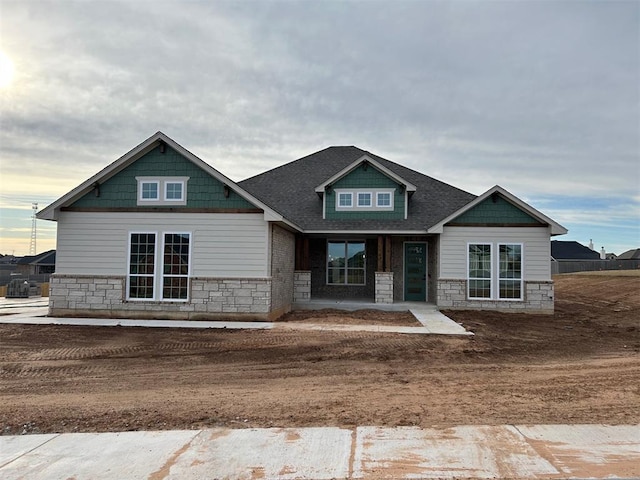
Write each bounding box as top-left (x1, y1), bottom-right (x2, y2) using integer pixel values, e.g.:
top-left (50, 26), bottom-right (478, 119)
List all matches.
top-left (277, 308), bottom-right (421, 326)
top-left (1, 272), bottom-right (638, 435)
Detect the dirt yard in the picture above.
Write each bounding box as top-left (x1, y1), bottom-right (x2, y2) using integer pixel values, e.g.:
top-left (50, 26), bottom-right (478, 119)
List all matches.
top-left (1, 272), bottom-right (638, 435)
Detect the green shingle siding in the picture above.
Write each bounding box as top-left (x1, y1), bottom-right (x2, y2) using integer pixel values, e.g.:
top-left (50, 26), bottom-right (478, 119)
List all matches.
top-left (450, 195), bottom-right (541, 225)
top-left (71, 145), bottom-right (255, 209)
top-left (325, 164), bottom-right (405, 220)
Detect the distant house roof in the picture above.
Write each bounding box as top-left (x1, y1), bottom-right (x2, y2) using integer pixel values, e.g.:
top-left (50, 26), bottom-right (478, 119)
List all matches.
top-left (617, 248), bottom-right (640, 260)
top-left (239, 146), bottom-right (476, 232)
top-left (551, 241), bottom-right (600, 260)
top-left (17, 250), bottom-right (56, 266)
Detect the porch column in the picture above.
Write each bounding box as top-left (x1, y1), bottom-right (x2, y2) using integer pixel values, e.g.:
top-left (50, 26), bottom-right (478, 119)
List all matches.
top-left (293, 271), bottom-right (311, 303)
top-left (375, 272), bottom-right (394, 304)
top-left (295, 236), bottom-right (310, 270)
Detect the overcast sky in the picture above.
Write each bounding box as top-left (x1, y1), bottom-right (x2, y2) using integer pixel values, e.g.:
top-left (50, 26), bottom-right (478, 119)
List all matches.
top-left (0, 0), bottom-right (638, 256)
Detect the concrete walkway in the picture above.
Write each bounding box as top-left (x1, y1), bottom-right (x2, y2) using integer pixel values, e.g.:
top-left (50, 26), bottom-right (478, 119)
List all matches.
top-left (0, 299), bottom-right (472, 335)
top-left (1, 424), bottom-right (638, 479)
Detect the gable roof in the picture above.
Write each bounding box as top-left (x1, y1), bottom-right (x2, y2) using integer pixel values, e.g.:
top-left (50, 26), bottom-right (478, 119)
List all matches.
top-left (239, 146), bottom-right (476, 232)
top-left (551, 241), bottom-right (600, 260)
top-left (617, 248), bottom-right (640, 260)
top-left (314, 154), bottom-right (417, 194)
top-left (37, 132), bottom-right (297, 229)
top-left (427, 185), bottom-right (568, 235)
top-left (17, 250), bottom-right (56, 266)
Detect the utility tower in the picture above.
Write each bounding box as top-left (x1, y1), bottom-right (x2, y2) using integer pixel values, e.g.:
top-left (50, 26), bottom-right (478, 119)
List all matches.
top-left (29, 202), bottom-right (38, 255)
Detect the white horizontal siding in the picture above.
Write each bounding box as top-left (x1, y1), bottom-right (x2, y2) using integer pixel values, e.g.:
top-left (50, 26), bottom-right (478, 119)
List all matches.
top-left (56, 212), bottom-right (269, 277)
top-left (439, 226), bottom-right (551, 281)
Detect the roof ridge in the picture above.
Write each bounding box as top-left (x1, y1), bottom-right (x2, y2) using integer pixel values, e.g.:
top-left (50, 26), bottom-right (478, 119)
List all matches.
top-left (239, 146), bottom-right (365, 184)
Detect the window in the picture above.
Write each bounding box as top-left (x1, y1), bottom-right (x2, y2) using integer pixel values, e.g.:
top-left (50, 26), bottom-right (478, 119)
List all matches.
top-left (327, 241), bottom-right (366, 285)
top-left (129, 233), bottom-right (156, 299)
top-left (499, 244), bottom-right (522, 299)
top-left (334, 189), bottom-right (394, 211)
top-left (376, 192), bottom-right (391, 207)
top-left (128, 232), bottom-right (191, 301)
top-left (165, 182), bottom-right (184, 201)
top-left (136, 177), bottom-right (189, 206)
top-left (140, 182), bottom-right (159, 201)
top-left (357, 192), bottom-right (372, 207)
top-left (338, 192), bottom-right (353, 208)
top-left (468, 244), bottom-right (492, 299)
top-left (467, 242), bottom-right (523, 300)
top-left (162, 233), bottom-right (190, 300)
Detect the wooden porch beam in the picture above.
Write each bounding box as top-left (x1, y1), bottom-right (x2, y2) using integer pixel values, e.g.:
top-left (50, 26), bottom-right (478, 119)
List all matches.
top-left (385, 235), bottom-right (392, 272)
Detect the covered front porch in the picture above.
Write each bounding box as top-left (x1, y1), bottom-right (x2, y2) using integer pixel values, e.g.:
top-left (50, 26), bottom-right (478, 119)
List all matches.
top-left (292, 234), bottom-right (439, 305)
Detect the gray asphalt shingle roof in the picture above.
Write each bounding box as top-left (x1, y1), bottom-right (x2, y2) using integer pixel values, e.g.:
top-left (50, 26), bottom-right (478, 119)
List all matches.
top-left (239, 146), bottom-right (476, 232)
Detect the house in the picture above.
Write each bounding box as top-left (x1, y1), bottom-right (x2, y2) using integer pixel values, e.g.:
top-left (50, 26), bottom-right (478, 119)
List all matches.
top-left (551, 241), bottom-right (601, 260)
top-left (616, 248), bottom-right (640, 260)
top-left (16, 250), bottom-right (56, 276)
top-left (38, 132), bottom-right (567, 320)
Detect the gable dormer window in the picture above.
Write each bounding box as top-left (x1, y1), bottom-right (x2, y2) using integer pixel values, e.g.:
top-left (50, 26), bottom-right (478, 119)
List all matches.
top-left (335, 188), bottom-right (394, 211)
top-left (136, 177), bottom-right (189, 206)
top-left (376, 192), bottom-right (391, 207)
top-left (357, 192), bottom-right (372, 207)
top-left (338, 192), bottom-right (353, 208)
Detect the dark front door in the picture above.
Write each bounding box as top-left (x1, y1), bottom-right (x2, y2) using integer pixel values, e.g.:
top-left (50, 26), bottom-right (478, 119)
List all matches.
top-left (404, 242), bottom-right (427, 301)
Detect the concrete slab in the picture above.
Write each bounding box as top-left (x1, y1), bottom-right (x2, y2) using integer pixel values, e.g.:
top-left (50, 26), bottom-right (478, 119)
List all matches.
top-left (0, 430), bottom-right (200, 480)
top-left (1, 425), bottom-right (638, 479)
top-left (163, 427), bottom-right (352, 479)
top-left (353, 425), bottom-right (559, 479)
top-left (408, 307), bottom-right (472, 335)
top-left (0, 434), bottom-right (59, 468)
top-left (516, 424), bottom-right (640, 478)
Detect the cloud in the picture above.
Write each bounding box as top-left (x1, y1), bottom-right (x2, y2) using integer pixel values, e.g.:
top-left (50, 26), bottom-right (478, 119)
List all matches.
top-left (0, 0), bottom-right (637, 255)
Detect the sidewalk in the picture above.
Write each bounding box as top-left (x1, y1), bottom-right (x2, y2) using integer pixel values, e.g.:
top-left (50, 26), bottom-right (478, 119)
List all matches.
top-left (1, 424), bottom-right (638, 479)
top-left (0, 299), bottom-right (472, 335)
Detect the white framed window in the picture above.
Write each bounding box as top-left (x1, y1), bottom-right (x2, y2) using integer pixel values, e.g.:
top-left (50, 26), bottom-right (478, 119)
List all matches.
top-left (127, 231), bottom-right (191, 301)
top-left (376, 192), bottom-right (392, 207)
top-left (357, 192), bottom-right (372, 207)
top-left (467, 242), bottom-right (523, 301)
top-left (334, 188), bottom-right (395, 211)
top-left (468, 243), bottom-right (492, 299)
top-left (498, 243), bottom-right (523, 300)
top-left (327, 240), bottom-right (366, 285)
top-left (128, 233), bottom-right (157, 299)
top-left (337, 192), bottom-right (353, 208)
top-left (165, 181), bottom-right (184, 201)
top-left (136, 177), bottom-right (189, 206)
top-left (140, 181), bottom-right (159, 201)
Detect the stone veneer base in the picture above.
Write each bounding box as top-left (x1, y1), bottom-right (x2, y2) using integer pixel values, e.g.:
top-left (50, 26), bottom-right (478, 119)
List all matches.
top-left (375, 272), bottom-right (394, 304)
top-left (436, 279), bottom-right (555, 314)
top-left (48, 274), bottom-right (279, 321)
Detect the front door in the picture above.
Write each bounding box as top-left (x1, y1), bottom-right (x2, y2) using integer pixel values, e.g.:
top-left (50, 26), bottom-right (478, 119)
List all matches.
top-left (404, 242), bottom-right (427, 301)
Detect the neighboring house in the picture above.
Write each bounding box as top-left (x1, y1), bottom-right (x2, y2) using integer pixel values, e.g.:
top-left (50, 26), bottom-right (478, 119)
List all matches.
top-left (16, 250), bottom-right (56, 276)
top-left (616, 248), bottom-right (640, 260)
top-left (551, 241), bottom-right (600, 260)
top-left (38, 132), bottom-right (567, 320)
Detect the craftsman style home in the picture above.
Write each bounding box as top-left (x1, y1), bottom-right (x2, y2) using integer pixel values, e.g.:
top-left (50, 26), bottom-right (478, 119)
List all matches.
top-left (39, 132), bottom-right (567, 320)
